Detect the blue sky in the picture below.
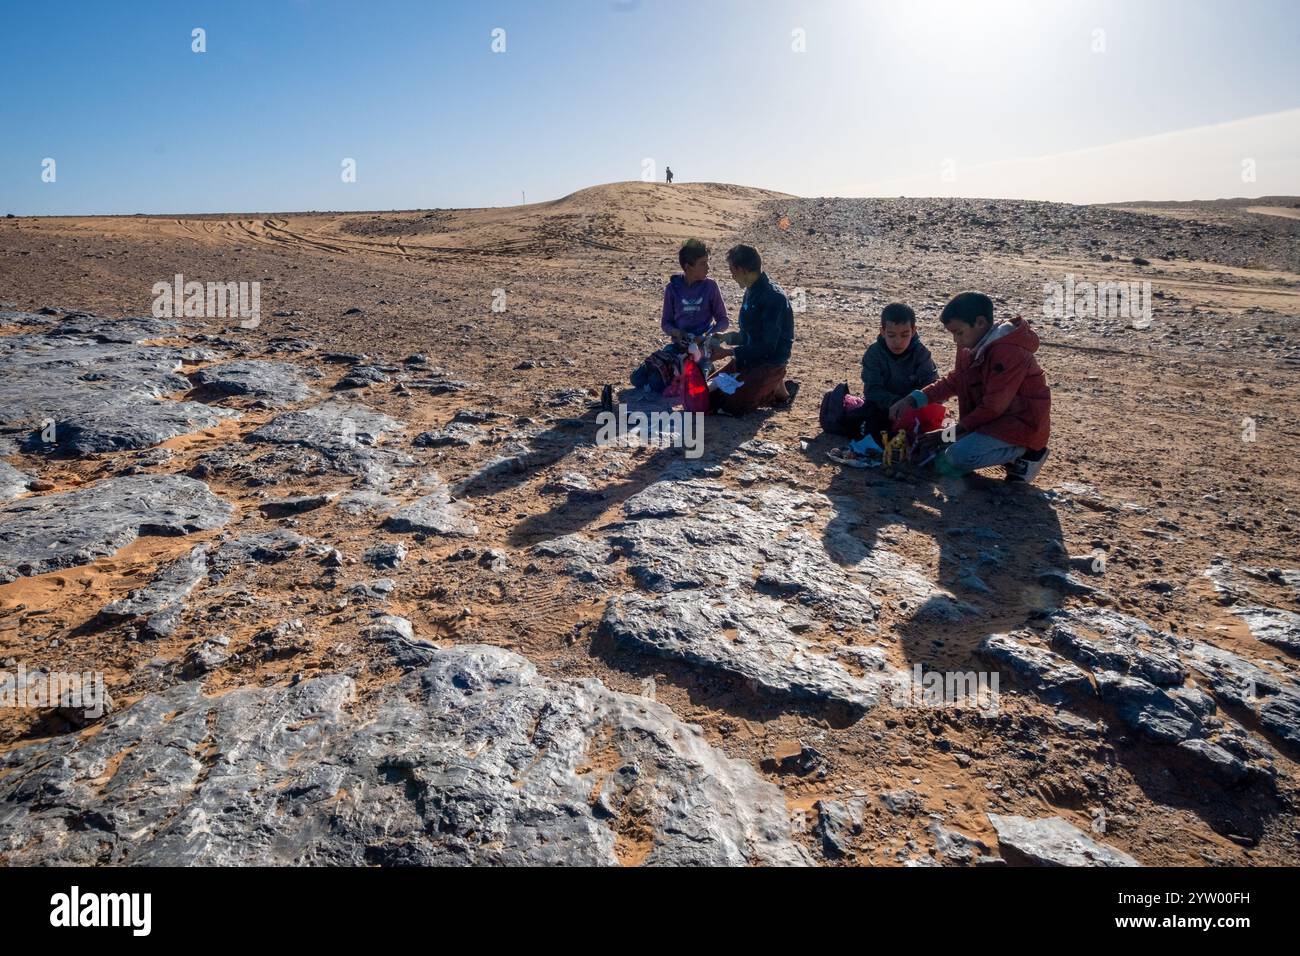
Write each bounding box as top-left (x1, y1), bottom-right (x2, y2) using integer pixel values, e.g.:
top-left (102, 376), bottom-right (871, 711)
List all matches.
top-left (2, 0), bottom-right (1298, 214)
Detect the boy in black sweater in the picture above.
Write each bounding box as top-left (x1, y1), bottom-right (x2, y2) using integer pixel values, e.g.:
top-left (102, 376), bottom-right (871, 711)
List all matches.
top-left (845, 303), bottom-right (941, 438)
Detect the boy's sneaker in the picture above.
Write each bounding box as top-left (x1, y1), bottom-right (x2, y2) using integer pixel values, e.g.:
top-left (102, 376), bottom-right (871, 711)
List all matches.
top-left (1005, 446), bottom-right (1049, 483)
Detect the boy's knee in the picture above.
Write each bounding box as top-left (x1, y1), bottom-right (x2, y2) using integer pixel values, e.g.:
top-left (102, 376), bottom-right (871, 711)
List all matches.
top-left (939, 434), bottom-right (1023, 475)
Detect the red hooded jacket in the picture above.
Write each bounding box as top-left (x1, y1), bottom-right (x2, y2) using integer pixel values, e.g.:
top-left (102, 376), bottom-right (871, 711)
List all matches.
top-left (919, 316), bottom-right (1051, 450)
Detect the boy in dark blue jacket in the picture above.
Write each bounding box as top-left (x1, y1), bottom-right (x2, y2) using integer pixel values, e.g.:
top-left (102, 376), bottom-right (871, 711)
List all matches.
top-left (710, 244), bottom-right (797, 414)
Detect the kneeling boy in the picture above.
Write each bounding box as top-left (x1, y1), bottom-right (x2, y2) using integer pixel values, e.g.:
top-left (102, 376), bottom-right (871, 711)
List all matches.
top-left (848, 302), bottom-right (941, 440)
top-left (710, 244), bottom-right (796, 414)
top-left (631, 238), bottom-right (728, 393)
top-left (891, 292), bottom-right (1051, 481)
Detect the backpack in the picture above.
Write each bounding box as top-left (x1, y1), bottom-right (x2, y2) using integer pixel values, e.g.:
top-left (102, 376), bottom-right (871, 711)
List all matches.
top-left (811, 382), bottom-right (863, 439)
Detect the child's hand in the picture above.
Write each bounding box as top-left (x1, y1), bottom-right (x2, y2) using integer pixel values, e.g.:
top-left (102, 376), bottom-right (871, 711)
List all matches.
top-left (916, 429), bottom-right (945, 455)
top-left (889, 396), bottom-right (915, 421)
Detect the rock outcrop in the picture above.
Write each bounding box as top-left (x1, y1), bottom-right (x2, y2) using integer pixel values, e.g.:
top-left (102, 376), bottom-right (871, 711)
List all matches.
top-left (0, 645), bottom-right (810, 867)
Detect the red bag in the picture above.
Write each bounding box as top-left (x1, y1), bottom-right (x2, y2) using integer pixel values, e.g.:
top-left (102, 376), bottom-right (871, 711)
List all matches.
top-left (896, 403), bottom-right (945, 435)
top-left (680, 357), bottom-right (710, 413)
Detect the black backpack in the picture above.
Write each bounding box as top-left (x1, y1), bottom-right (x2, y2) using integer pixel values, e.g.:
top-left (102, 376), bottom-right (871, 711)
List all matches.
top-left (819, 383), bottom-right (851, 435)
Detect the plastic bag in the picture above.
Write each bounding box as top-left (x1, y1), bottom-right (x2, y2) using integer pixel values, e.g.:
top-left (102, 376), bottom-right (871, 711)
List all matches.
top-left (680, 357), bottom-right (710, 413)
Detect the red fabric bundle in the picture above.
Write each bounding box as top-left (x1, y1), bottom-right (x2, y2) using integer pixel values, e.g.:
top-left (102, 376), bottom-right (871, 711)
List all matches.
top-left (680, 357), bottom-right (710, 413)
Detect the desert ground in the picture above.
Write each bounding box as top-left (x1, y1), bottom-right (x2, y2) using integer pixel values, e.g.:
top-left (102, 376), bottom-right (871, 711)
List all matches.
top-left (0, 182), bottom-right (1297, 866)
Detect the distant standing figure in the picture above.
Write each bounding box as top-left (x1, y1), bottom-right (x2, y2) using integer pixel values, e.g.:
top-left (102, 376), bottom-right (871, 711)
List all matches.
top-left (665, 166), bottom-right (674, 184)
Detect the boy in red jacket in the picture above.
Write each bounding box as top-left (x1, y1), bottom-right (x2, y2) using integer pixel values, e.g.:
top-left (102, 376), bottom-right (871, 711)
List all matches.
top-left (890, 292), bottom-right (1051, 482)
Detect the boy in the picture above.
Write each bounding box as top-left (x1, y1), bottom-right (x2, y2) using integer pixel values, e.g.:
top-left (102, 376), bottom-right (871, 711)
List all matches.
top-left (847, 302), bottom-right (941, 440)
top-left (631, 238), bottom-right (728, 393)
top-left (709, 244), bottom-right (797, 414)
top-left (890, 292), bottom-right (1051, 481)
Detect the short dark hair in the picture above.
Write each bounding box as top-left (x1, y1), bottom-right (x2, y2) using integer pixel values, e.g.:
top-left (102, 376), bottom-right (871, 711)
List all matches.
top-left (939, 291), bottom-right (994, 327)
top-left (880, 303), bottom-right (916, 327)
top-left (678, 238), bottom-right (708, 269)
top-left (725, 244), bottom-right (762, 274)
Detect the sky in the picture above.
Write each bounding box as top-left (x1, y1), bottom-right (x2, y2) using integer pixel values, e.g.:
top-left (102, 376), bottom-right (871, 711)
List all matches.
top-left (1, 0), bottom-right (1297, 215)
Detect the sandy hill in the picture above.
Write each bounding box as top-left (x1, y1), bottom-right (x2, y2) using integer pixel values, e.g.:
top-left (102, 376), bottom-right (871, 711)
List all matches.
top-left (332, 181), bottom-right (791, 254)
top-left (1105, 196), bottom-right (1300, 225)
top-left (35, 182), bottom-right (791, 263)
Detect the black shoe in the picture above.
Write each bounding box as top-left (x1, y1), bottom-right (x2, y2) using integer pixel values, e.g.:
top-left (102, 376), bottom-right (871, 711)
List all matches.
top-left (600, 384), bottom-right (614, 413)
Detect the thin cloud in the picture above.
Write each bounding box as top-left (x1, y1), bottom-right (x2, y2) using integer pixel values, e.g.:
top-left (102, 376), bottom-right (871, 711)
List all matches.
top-left (851, 108), bottom-right (1300, 204)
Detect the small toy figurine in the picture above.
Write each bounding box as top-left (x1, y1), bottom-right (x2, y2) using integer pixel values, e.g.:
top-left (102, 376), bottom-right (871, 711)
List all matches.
top-left (881, 429), bottom-right (910, 478)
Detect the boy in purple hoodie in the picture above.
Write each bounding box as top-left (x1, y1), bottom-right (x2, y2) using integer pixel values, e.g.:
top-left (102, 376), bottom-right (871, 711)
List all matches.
top-left (631, 238), bottom-right (729, 393)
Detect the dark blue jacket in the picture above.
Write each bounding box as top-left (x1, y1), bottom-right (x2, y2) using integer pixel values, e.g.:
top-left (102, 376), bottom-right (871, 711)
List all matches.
top-left (735, 272), bottom-right (794, 369)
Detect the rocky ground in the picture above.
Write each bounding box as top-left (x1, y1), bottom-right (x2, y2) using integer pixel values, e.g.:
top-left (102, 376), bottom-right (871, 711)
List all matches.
top-left (0, 182), bottom-right (1297, 866)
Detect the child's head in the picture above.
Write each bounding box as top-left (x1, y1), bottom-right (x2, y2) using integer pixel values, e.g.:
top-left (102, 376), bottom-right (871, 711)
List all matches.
top-left (725, 244), bottom-right (762, 286)
top-left (879, 303), bottom-right (916, 355)
top-left (678, 238), bottom-right (709, 283)
top-left (939, 292), bottom-right (994, 349)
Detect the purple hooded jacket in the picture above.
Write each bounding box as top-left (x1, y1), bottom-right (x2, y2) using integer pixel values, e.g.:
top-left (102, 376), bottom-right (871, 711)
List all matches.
top-left (661, 275), bottom-right (729, 336)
